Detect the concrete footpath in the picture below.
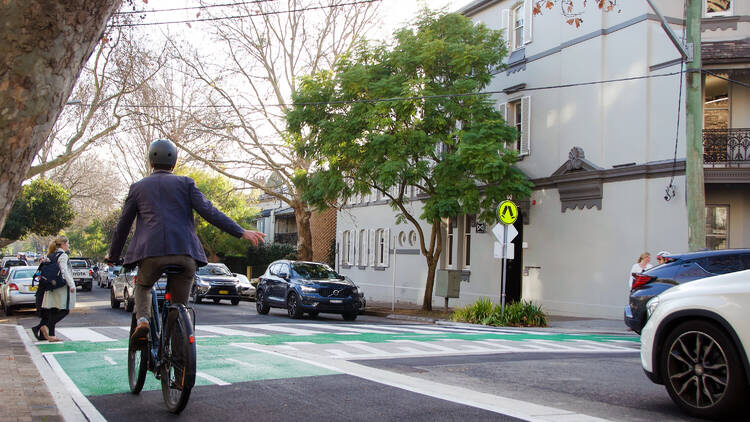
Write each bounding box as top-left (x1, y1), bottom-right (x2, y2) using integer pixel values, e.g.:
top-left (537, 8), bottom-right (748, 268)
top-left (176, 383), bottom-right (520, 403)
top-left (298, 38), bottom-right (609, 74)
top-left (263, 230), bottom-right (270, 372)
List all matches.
top-left (0, 324), bottom-right (80, 422)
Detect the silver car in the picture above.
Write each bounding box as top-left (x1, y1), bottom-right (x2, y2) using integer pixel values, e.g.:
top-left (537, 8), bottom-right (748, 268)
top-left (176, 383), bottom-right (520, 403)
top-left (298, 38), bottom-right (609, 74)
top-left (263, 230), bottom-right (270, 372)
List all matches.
top-left (110, 267), bottom-right (167, 311)
top-left (234, 273), bottom-right (257, 301)
top-left (1, 266), bottom-right (39, 316)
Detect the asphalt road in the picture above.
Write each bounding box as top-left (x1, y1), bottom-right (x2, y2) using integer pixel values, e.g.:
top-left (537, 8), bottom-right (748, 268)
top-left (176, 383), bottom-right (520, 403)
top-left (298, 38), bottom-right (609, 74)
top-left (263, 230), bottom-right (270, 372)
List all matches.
top-left (5, 285), bottom-right (722, 422)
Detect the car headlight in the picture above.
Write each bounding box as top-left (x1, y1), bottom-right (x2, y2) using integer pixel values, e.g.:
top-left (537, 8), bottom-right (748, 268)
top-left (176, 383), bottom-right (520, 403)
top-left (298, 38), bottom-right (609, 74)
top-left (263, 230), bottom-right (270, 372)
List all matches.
top-left (646, 296), bottom-right (660, 318)
top-left (300, 285), bottom-right (317, 293)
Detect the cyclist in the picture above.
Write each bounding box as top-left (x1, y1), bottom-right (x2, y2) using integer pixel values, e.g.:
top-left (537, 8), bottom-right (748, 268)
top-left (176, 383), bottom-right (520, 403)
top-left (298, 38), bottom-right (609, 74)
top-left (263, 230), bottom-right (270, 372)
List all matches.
top-left (107, 139), bottom-right (264, 344)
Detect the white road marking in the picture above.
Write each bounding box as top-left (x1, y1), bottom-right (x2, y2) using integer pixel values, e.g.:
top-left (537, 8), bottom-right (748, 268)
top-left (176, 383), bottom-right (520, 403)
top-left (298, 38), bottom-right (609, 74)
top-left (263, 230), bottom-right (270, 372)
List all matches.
top-left (225, 357), bottom-right (260, 370)
top-left (43, 353), bottom-right (107, 422)
top-left (103, 356), bottom-right (117, 366)
top-left (326, 349), bottom-right (354, 358)
top-left (296, 323), bottom-right (395, 334)
top-left (239, 324), bottom-right (322, 336)
top-left (387, 339), bottom-right (456, 353)
top-left (56, 327), bottom-right (116, 342)
top-left (337, 341), bottom-right (389, 355)
top-left (354, 324), bottom-right (443, 334)
top-left (232, 342), bottom-right (613, 422)
top-left (198, 325), bottom-right (268, 337)
top-left (196, 372), bottom-right (230, 386)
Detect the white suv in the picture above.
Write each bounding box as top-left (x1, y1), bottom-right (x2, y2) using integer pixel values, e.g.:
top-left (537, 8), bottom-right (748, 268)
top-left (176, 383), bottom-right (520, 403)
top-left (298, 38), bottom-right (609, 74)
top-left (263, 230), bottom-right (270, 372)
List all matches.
top-left (640, 269), bottom-right (750, 419)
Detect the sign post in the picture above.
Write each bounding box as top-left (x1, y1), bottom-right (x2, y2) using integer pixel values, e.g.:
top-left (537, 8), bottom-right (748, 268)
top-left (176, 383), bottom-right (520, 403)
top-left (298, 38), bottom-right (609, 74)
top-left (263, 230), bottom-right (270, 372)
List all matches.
top-left (496, 200), bottom-right (519, 317)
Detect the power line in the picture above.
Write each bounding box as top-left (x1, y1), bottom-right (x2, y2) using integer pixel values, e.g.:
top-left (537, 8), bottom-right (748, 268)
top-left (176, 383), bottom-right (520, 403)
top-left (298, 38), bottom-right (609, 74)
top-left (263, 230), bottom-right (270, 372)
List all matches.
top-left (116, 0), bottom-right (274, 15)
top-left (110, 0), bottom-right (381, 27)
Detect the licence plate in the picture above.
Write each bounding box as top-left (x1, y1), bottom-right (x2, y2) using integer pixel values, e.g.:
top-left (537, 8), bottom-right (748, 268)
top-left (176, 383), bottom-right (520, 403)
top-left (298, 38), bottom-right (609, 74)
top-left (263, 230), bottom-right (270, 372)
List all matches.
top-left (219, 290), bottom-right (229, 295)
top-left (330, 299), bottom-right (343, 304)
top-left (29, 286), bottom-right (37, 292)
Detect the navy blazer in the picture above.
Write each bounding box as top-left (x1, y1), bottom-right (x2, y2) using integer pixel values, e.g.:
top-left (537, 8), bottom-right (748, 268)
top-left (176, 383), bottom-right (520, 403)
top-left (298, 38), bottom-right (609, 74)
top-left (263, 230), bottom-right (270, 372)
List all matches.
top-left (108, 170), bottom-right (244, 267)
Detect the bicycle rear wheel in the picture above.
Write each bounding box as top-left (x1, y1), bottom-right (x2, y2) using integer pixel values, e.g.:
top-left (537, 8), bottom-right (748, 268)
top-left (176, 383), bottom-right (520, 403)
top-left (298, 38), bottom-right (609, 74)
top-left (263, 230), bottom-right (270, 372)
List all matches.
top-left (128, 314), bottom-right (148, 394)
top-left (160, 306), bottom-right (196, 414)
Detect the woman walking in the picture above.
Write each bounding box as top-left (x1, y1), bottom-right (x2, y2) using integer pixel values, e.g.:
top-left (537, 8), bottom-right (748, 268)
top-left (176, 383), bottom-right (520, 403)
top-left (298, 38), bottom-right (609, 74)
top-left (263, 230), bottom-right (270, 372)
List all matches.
top-left (32, 235), bottom-right (76, 342)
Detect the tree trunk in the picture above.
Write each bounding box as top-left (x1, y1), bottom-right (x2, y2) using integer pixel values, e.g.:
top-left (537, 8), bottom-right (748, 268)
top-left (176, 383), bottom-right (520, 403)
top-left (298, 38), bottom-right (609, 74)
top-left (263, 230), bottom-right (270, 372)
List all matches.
top-left (0, 238), bottom-right (15, 249)
top-left (421, 257), bottom-right (439, 311)
top-left (293, 204), bottom-right (313, 261)
top-left (0, 0), bottom-right (121, 232)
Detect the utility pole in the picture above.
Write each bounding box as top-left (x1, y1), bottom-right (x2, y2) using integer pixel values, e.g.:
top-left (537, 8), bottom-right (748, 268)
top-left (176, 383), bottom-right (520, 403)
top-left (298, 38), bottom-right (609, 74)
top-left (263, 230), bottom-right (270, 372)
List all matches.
top-left (685, 0), bottom-right (706, 251)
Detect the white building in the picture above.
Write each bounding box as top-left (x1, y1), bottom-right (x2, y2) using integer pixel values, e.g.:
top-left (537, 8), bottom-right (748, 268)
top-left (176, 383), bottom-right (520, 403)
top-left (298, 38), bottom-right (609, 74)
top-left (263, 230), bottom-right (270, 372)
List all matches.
top-left (336, 0), bottom-right (750, 318)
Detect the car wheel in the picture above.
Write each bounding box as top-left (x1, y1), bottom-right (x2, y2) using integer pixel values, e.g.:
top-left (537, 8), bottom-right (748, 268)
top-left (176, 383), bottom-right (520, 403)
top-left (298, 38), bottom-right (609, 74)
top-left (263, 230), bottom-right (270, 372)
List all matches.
top-left (661, 320), bottom-right (749, 419)
top-left (287, 293), bottom-right (303, 319)
top-left (231, 298), bottom-right (240, 306)
top-left (308, 311), bottom-right (319, 318)
top-left (124, 289), bottom-right (134, 313)
top-left (342, 312), bottom-right (357, 321)
top-left (256, 290), bottom-right (270, 315)
top-left (110, 288), bottom-right (121, 309)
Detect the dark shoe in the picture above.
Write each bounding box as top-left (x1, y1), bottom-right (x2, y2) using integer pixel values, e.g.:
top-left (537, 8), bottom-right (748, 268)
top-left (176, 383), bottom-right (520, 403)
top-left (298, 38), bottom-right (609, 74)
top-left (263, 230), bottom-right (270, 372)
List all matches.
top-left (131, 321), bottom-right (150, 345)
top-left (31, 325), bottom-right (43, 341)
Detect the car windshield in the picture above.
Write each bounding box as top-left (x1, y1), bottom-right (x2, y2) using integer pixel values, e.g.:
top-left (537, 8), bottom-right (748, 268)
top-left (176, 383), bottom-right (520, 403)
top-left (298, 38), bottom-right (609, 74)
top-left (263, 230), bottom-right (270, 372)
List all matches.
top-left (197, 265), bottom-right (232, 276)
top-left (5, 260), bottom-right (26, 267)
top-left (70, 260), bottom-right (88, 268)
top-left (291, 263), bottom-right (339, 280)
top-left (12, 269), bottom-right (36, 279)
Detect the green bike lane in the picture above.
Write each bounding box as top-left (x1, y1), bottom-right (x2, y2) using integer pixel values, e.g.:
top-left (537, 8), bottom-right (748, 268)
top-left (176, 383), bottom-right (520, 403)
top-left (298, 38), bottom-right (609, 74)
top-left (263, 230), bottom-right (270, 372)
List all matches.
top-left (37, 328), bottom-right (639, 398)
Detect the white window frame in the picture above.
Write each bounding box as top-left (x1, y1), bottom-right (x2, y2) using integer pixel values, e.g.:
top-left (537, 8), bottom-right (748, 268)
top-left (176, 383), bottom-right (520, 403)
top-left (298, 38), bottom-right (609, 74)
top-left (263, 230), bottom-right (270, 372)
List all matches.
top-left (446, 217), bottom-right (456, 269)
top-left (342, 231), bottom-right (350, 265)
top-left (704, 0), bottom-right (733, 17)
top-left (375, 229), bottom-right (388, 266)
top-left (511, 3), bottom-right (524, 50)
top-left (358, 229), bottom-right (367, 266)
top-left (463, 215), bottom-right (473, 270)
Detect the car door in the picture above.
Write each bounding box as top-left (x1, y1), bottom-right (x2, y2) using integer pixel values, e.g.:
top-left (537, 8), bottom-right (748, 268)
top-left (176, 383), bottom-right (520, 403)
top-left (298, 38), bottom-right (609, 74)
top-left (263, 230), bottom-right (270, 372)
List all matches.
top-left (276, 263), bottom-right (291, 300)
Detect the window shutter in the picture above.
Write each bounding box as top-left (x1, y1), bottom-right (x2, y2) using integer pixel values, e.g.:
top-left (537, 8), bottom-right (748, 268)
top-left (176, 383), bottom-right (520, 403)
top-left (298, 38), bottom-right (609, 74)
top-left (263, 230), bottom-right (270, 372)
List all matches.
top-left (497, 102), bottom-right (508, 123)
top-left (520, 96), bottom-right (531, 156)
top-left (501, 9), bottom-right (511, 49)
top-left (337, 232), bottom-right (343, 267)
top-left (352, 230), bottom-right (358, 266)
top-left (524, 0), bottom-right (533, 44)
top-left (369, 229), bottom-right (376, 266)
top-left (383, 228), bottom-right (391, 267)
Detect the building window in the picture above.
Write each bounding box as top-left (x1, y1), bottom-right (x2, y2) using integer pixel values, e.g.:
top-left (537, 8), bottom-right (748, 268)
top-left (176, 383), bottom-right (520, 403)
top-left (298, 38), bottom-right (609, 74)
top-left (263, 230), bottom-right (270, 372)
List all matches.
top-left (342, 231), bottom-right (351, 264)
top-left (375, 229), bottom-right (387, 266)
top-left (463, 215), bottom-right (474, 269)
top-left (447, 217), bottom-right (457, 268)
top-left (509, 100), bottom-right (522, 152)
top-left (512, 4), bottom-right (524, 50)
top-left (705, 0), bottom-right (732, 17)
top-left (704, 73), bottom-right (729, 129)
top-left (409, 230), bottom-right (417, 247)
top-left (706, 205), bottom-right (729, 250)
top-left (398, 231), bottom-right (406, 247)
top-left (358, 229), bottom-right (367, 265)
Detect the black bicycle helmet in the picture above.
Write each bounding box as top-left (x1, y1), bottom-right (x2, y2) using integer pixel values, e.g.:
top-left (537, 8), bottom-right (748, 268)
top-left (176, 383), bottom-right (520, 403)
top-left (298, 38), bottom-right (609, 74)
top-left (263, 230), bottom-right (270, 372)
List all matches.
top-left (148, 139), bottom-right (178, 169)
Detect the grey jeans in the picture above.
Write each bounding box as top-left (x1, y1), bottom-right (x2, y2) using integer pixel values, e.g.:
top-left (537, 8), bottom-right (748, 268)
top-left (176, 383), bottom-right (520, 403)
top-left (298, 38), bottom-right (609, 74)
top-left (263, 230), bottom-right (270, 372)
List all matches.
top-left (135, 255), bottom-right (196, 321)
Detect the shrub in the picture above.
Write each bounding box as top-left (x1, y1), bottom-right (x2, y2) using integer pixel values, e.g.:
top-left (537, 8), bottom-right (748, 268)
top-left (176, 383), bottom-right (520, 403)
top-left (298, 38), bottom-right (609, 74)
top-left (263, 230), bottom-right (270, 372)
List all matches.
top-left (451, 299), bottom-right (547, 327)
top-left (246, 242), bottom-right (298, 277)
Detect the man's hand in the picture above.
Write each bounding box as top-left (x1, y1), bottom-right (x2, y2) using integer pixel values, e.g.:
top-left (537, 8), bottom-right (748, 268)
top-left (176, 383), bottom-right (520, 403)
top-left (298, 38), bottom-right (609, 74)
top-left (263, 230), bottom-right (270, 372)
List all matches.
top-left (241, 230), bottom-right (266, 246)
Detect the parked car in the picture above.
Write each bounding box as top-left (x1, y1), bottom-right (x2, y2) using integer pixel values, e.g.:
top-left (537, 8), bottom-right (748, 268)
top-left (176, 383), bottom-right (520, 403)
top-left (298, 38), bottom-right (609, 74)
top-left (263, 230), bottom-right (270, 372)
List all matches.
top-left (1, 258), bottom-right (28, 283)
top-left (640, 269), bottom-right (750, 419)
top-left (111, 267), bottom-right (168, 311)
top-left (0, 266), bottom-right (39, 315)
top-left (256, 260), bottom-right (365, 320)
top-left (69, 258), bottom-right (93, 291)
top-left (625, 249), bottom-right (750, 334)
top-left (99, 265), bottom-right (122, 289)
top-left (190, 263), bottom-right (241, 305)
top-left (234, 273), bottom-right (256, 301)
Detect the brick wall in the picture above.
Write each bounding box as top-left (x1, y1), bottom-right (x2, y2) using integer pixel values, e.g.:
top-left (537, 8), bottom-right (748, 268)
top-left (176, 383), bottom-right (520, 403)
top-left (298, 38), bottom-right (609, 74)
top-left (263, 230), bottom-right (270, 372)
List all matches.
top-left (310, 207), bottom-right (336, 264)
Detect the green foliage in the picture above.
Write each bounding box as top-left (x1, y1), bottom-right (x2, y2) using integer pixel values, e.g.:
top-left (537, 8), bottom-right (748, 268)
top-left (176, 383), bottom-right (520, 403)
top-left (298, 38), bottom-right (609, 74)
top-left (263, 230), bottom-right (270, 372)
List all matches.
top-left (246, 242), bottom-right (298, 277)
top-left (65, 209), bottom-right (123, 260)
top-left (175, 166), bottom-right (259, 258)
top-left (288, 10), bottom-right (533, 226)
top-left (451, 299), bottom-right (547, 327)
top-left (1, 179), bottom-right (75, 242)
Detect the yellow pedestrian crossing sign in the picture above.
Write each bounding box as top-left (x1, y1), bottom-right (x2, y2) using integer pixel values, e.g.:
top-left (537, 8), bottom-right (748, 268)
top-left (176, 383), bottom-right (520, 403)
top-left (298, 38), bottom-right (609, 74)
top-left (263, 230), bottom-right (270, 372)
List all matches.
top-left (497, 200), bottom-right (518, 225)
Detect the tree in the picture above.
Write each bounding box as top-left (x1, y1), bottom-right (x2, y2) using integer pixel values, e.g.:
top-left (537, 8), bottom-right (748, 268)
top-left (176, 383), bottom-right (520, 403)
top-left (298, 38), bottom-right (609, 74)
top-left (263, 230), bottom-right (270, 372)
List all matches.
top-left (0, 179), bottom-right (75, 248)
top-left (0, 0), bottom-right (122, 234)
top-left (531, 0), bottom-right (618, 27)
top-left (288, 11), bottom-right (533, 310)
top-left (176, 167), bottom-right (259, 262)
top-left (168, 0), bottom-right (380, 260)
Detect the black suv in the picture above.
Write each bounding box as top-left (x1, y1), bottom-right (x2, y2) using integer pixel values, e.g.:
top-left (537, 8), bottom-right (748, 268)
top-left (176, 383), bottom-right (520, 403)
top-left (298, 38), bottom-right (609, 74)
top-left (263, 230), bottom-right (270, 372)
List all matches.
top-left (625, 249), bottom-right (750, 334)
top-left (256, 260), bottom-right (365, 320)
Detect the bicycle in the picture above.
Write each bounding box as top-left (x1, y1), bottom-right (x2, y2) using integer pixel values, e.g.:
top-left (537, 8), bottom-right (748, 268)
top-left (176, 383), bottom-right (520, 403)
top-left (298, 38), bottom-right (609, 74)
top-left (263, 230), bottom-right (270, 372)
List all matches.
top-left (127, 264), bottom-right (197, 414)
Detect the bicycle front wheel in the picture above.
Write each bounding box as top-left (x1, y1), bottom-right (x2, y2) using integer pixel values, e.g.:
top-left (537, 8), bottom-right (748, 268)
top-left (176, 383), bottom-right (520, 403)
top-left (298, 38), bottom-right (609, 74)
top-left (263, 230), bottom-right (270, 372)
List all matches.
top-left (160, 306), bottom-right (196, 414)
top-left (128, 314), bottom-right (148, 394)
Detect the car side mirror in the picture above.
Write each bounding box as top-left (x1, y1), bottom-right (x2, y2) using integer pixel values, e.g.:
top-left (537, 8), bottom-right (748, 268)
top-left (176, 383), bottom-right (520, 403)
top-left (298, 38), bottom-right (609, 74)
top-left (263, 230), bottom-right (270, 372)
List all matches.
top-left (337, 275), bottom-right (345, 280)
top-left (278, 271), bottom-right (289, 279)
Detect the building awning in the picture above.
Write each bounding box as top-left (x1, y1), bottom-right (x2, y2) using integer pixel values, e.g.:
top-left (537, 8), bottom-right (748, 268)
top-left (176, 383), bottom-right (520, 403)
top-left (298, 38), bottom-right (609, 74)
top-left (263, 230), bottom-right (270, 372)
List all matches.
top-left (703, 38), bottom-right (750, 65)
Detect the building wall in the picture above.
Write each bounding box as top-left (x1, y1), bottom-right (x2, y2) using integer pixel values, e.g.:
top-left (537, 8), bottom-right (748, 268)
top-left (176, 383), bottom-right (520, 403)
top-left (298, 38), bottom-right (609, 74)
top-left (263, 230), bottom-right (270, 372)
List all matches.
top-left (706, 184), bottom-right (750, 248)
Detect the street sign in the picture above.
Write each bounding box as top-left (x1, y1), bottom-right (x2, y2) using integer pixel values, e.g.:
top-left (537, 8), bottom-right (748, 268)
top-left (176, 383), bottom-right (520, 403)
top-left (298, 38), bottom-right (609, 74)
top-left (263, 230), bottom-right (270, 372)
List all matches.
top-left (475, 222), bottom-right (487, 233)
top-left (493, 242), bottom-right (514, 259)
top-left (491, 223), bottom-right (518, 244)
top-left (497, 200), bottom-right (518, 225)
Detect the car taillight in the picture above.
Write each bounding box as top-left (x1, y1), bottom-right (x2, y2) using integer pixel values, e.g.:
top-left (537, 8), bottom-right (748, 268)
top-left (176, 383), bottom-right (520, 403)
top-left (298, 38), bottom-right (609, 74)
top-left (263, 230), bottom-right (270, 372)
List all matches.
top-left (133, 276), bottom-right (137, 284)
top-left (89, 269), bottom-right (93, 276)
top-left (8, 283), bottom-right (19, 291)
top-left (631, 274), bottom-right (655, 291)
